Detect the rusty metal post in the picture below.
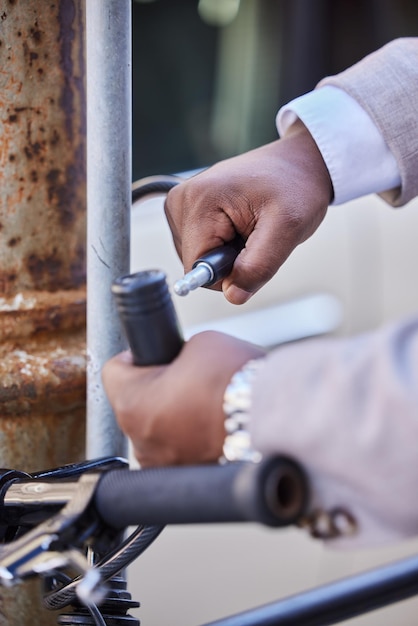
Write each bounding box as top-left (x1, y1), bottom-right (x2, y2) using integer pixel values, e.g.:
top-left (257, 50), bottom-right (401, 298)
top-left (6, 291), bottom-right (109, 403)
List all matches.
top-left (86, 0), bottom-right (131, 459)
top-left (0, 1), bottom-right (86, 623)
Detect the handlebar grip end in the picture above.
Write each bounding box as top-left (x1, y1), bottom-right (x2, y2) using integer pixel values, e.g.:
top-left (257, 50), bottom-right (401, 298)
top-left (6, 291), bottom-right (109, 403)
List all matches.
top-left (242, 455), bottom-right (308, 527)
top-left (112, 270), bottom-right (184, 366)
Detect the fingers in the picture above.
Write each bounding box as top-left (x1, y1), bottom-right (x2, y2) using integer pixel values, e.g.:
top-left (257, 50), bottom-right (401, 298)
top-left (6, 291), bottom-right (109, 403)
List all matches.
top-left (102, 332), bottom-right (266, 467)
top-left (164, 136), bottom-right (331, 305)
top-left (165, 174), bottom-right (238, 271)
top-left (166, 180), bottom-right (280, 304)
top-left (222, 195), bottom-right (325, 304)
top-left (221, 212), bottom-right (292, 304)
top-left (102, 351), bottom-right (161, 437)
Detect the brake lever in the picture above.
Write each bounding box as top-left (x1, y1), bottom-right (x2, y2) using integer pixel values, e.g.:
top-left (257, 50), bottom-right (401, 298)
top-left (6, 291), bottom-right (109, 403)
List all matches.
top-left (0, 472), bottom-right (104, 603)
top-left (0, 457), bottom-right (128, 602)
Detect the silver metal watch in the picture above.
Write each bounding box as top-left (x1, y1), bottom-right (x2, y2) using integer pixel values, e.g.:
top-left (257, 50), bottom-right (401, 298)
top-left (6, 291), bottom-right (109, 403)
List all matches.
top-left (220, 358), bottom-right (265, 463)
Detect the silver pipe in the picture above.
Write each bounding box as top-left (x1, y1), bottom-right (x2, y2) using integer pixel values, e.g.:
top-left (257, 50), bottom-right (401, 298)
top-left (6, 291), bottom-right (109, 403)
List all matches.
top-left (86, 0), bottom-right (132, 459)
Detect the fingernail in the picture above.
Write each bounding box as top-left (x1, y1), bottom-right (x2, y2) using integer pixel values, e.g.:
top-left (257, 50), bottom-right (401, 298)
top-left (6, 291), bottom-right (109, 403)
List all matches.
top-left (224, 285), bottom-right (252, 305)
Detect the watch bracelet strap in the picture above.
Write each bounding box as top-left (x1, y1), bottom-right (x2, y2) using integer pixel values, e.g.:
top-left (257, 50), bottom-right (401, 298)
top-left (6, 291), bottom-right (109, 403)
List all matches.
top-left (220, 358), bottom-right (265, 463)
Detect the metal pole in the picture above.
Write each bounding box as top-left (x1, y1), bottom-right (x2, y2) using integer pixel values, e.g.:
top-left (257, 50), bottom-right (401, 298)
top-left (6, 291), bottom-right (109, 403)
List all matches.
top-left (86, 0), bottom-right (132, 459)
top-left (0, 1), bottom-right (86, 623)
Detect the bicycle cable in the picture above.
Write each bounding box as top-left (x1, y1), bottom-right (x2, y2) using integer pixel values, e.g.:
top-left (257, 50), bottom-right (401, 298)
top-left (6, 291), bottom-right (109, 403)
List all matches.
top-left (43, 524), bottom-right (164, 611)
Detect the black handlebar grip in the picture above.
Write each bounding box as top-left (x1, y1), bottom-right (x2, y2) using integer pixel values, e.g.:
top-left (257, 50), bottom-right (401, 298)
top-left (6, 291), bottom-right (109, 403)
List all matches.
top-left (112, 270), bottom-right (184, 366)
top-left (94, 455), bottom-right (308, 529)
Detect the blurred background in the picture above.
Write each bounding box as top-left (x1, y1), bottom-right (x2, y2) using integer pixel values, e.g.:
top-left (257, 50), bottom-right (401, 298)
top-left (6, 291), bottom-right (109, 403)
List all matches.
top-left (129, 1), bottom-right (418, 624)
top-left (132, 0), bottom-right (418, 179)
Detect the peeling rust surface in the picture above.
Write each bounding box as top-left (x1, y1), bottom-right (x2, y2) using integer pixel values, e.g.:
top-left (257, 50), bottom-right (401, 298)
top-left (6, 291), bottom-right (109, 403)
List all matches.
top-left (0, 286), bottom-right (86, 340)
top-left (0, 291), bottom-right (86, 625)
top-left (0, 288), bottom-right (87, 418)
top-left (0, 4), bottom-right (86, 621)
top-left (1, 416), bottom-right (86, 481)
top-left (0, 321), bottom-right (86, 625)
top-left (0, 0), bottom-right (86, 295)
top-left (0, 381), bottom-right (86, 469)
top-left (0, 334), bottom-right (86, 417)
top-left (0, 0), bottom-right (87, 460)
top-left (0, 0), bottom-right (88, 457)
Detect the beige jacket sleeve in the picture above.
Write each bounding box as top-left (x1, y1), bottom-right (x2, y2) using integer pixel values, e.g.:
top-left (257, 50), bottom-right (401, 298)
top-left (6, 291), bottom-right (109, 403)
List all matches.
top-left (249, 317), bottom-right (418, 547)
top-left (319, 37), bottom-right (418, 206)
top-left (249, 39), bottom-right (418, 546)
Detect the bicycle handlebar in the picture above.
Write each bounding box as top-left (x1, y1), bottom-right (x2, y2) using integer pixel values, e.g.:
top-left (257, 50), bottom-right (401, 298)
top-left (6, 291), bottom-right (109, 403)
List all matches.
top-left (94, 455), bottom-right (308, 529)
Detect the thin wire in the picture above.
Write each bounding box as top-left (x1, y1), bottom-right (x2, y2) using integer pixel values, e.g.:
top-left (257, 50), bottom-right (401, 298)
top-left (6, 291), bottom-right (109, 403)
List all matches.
top-left (87, 602), bottom-right (107, 626)
top-left (43, 524), bottom-right (164, 610)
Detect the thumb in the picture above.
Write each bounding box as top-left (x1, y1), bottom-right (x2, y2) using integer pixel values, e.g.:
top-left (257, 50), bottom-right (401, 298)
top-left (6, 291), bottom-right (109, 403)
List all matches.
top-left (222, 215), bottom-right (293, 304)
top-left (101, 350), bottom-right (158, 415)
top-left (101, 351), bottom-right (133, 402)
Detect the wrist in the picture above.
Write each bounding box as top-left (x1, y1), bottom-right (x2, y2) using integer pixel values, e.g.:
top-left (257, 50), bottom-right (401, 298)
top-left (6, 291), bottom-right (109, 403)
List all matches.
top-left (283, 118), bottom-right (334, 205)
top-left (220, 358), bottom-right (265, 463)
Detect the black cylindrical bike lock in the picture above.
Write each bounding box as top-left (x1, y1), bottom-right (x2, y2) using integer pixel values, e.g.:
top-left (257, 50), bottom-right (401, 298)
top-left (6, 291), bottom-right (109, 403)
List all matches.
top-left (112, 270), bottom-right (184, 366)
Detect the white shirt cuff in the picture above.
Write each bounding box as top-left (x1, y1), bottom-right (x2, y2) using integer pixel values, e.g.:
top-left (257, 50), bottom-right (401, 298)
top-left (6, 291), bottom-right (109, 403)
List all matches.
top-left (276, 86), bottom-right (401, 205)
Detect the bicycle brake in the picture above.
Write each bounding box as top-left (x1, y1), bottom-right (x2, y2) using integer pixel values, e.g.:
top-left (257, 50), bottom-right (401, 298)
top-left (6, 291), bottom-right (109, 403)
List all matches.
top-left (0, 457), bottom-right (127, 605)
